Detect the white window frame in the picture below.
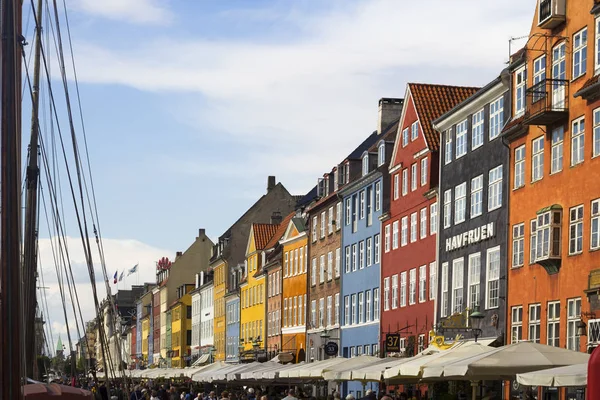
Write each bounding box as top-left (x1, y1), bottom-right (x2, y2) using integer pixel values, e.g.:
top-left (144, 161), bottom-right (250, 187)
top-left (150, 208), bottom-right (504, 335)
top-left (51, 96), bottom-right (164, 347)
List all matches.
top-left (420, 208), bottom-right (427, 239)
top-left (547, 301), bottom-right (560, 347)
top-left (409, 268), bottom-right (417, 305)
top-left (319, 255), bottom-right (325, 284)
top-left (394, 174), bottom-right (400, 200)
top-left (567, 298), bottom-right (582, 351)
top-left (398, 272), bottom-right (405, 308)
top-left (429, 261), bottom-right (437, 301)
top-left (336, 201), bottom-right (342, 231)
top-left (451, 258), bottom-right (464, 314)
top-left (375, 182), bottom-right (381, 211)
top-left (392, 220), bottom-right (399, 249)
top-left (312, 216), bottom-right (318, 242)
top-left (468, 253), bottom-right (481, 311)
top-left (418, 265), bottom-right (426, 303)
top-left (488, 165), bottom-right (503, 211)
top-left (441, 262), bottom-right (449, 317)
top-left (384, 225), bottom-right (390, 253)
top-left (454, 182), bottom-right (467, 224)
top-left (472, 109), bottom-right (484, 150)
top-left (327, 295), bottom-right (333, 327)
top-left (335, 247), bottom-right (341, 278)
top-left (401, 216), bottom-right (408, 246)
top-left (374, 234), bottom-right (380, 264)
top-left (362, 154), bottom-right (369, 177)
top-left (512, 223), bottom-right (525, 268)
top-left (529, 303), bottom-right (541, 343)
top-left (320, 212), bottom-right (326, 239)
top-left (443, 189), bottom-right (452, 228)
top-left (455, 119), bottom-right (468, 158)
top-left (378, 141), bottom-right (385, 166)
top-left (366, 237), bottom-right (372, 267)
top-left (420, 157), bottom-right (428, 186)
top-left (592, 199), bottom-right (600, 250)
top-left (359, 241), bottom-right (365, 270)
top-left (402, 169), bottom-right (408, 196)
top-left (515, 66), bottom-right (526, 117)
top-left (514, 145), bottom-right (525, 188)
top-left (359, 190), bottom-right (365, 220)
top-left (410, 212), bottom-right (418, 243)
top-left (327, 251), bottom-right (333, 280)
top-left (328, 207), bottom-right (334, 234)
top-left (311, 258), bottom-right (317, 286)
top-left (402, 128), bottom-right (409, 147)
top-left (594, 108), bottom-right (600, 158)
top-left (533, 55), bottom-right (546, 101)
top-left (532, 136), bottom-right (544, 182)
top-left (383, 277), bottom-right (390, 311)
top-left (366, 290), bottom-right (372, 322)
top-left (486, 246), bottom-right (501, 309)
top-left (572, 116), bottom-right (585, 166)
top-left (569, 205), bottom-right (584, 255)
top-left (489, 96), bottom-right (504, 140)
top-left (596, 17), bottom-right (600, 72)
top-left (573, 27), bottom-right (588, 79)
top-left (345, 246), bottom-right (351, 274)
top-left (358, 292), bottom-right (364, 323)
top-left (373, 288), bottom-right (380, 321)
top-left (351, 294), bottom-right (357, 325)
top-left (551, 126), bottom-right (564, 174)
top-left (345, 198), bottom-right (351, 226)
top-left (351, 244), bottom-right (357, 272)
top-left (445, 130), bottom-right (453, 164)
top-left (411, 121), bottom-right (419, 141)
top-left (335, 293), bottom-right (340, 325)
top-left (411, 163), bottom-right (418, 191)
top-left (343, 296), bottom-right (349, 326)
top-left (470, 175), bottom-right (483, 218)
top-left (430, 202), bottom-right (438, 234)
top-left (511, 306), bottom-right (523, 343)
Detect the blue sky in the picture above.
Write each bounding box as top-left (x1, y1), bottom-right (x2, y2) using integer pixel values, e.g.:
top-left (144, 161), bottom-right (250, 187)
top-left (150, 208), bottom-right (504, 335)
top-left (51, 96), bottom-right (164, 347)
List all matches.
top-left (28, 0), bottom-right (536, 345)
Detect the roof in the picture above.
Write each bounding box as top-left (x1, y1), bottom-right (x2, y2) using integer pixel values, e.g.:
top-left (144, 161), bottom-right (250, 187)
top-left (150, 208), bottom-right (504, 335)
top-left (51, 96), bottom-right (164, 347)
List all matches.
top-left (252, 223), bottom-right (280, 250)
top-left (345, 131), bottom-right (379, 161)
top-left (368, 117), bottom-right (399, 153)
top-left (264, 211), bottom-right (296, 250)
top-left (574, 74), bottom-right (600, 99)
top-left (408, 83), bottom-right (480, 151)
top-left (296, 185), bottom-right (318, 209)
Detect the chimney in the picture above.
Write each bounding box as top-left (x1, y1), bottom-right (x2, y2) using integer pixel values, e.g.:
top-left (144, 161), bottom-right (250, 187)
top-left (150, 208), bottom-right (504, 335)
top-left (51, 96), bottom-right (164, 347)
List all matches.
top-left (377, 98), bottom-right (403, 134)
top-left (175, 251), bottom-right (182, 260)
top-left (271, 211), bottom-right (282, 225)
top-left (267, 176), bottom-right (276, 192)
top-left (198, 228), bottom-right (205, 237)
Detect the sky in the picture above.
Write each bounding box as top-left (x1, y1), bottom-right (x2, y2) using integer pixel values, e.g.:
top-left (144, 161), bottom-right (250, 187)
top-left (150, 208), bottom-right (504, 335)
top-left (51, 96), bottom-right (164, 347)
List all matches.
top-left (26, 0), bottom-right (536, 351)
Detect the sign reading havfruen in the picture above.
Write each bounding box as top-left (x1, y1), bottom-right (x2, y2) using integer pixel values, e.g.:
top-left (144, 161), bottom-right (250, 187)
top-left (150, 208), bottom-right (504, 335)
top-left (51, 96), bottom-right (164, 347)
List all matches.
top-left (445, 222), bottom-right (495, 252)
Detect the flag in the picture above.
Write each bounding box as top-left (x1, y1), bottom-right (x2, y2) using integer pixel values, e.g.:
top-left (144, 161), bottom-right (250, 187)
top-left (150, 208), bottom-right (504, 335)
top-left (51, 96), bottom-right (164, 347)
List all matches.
top-left (128, 264), bottom-right (138, 276)
top-left (119, 271), bottom-right (124, 282)
top-left (113, 270), bottom-right (118, 284)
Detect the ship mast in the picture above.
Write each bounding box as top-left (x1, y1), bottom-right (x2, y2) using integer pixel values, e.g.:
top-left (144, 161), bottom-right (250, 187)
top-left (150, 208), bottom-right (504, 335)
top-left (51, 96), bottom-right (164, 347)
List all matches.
top-left (0, 0), bottom-right (23, 397)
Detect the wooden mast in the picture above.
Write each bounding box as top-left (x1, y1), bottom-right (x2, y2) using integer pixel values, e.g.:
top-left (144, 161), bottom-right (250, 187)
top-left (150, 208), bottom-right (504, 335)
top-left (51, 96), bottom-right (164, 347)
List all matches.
top-left (0, 0), bottom-right (23, 397)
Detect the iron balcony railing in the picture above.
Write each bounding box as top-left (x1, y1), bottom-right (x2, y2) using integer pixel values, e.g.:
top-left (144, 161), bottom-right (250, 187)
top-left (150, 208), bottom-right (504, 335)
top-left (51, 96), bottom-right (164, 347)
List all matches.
top-left (523, 78), bottom-right (569, 126)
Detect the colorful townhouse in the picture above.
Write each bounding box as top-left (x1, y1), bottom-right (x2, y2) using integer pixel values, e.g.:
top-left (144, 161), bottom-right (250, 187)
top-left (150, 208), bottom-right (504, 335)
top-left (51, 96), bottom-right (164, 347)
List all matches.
top-left (432, 74), bottom-right (511, 353)
top-left (264, 212), bottom-right (296, 358)
top-left (381, 84), bottom-right (478, 358)
top-left (191, 270), bottom-right (214, 365)
top-left (211, 176), bottom-right (298, 361)
top-left (502, 1), bottom-right (600, 397)
top-left (339, 98), bottom-right (401, 397)
top-left (281, 214), bottom-right (309, 363)
top-left (169, 284), bottom-right (194, 367)
top-left (240, 221), bottom-right (281, 360)
top-left (135, 283), bottom-right (155, 368)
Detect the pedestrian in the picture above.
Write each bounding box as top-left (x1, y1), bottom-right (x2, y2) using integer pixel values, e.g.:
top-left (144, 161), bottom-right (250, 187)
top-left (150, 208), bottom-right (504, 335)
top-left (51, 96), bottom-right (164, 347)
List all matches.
top-left (282, 390), bottom-right (298, 400)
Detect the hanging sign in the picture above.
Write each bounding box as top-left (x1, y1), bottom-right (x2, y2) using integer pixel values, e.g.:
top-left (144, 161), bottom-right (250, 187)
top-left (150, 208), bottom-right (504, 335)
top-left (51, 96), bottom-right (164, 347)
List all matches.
top-left (385, 334), bottom-right (401, 352)
top-left (324, 342), bottom-right (338, 356)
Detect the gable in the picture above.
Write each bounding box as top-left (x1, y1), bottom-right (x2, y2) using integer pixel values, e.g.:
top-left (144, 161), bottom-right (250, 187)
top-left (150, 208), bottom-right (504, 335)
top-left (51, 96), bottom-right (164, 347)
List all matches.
top-left (245, 226), bottom-right (256, 258)
top-left (282, 220), bottom-right (300, 242)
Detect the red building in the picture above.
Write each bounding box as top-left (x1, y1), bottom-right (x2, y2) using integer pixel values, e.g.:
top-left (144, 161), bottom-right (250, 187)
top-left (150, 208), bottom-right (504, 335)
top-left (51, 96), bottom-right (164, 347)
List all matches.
top-left (380, 84), bottom-right (479, 356)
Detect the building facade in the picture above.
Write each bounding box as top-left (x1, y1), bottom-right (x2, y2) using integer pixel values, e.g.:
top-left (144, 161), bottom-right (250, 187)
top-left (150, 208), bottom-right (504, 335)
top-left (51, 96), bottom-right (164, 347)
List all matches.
top-left (433, 76), bottom-right (510, 346)
top-left (381, 84), bottom-right (478, 358)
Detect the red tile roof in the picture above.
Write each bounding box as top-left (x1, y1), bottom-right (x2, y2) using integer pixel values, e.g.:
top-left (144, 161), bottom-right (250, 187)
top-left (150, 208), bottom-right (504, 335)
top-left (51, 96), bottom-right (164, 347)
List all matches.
top-left (409, 83), bottom-right (480, 151)
top-left (264, 211), bottom-right (295, 250)
top-left (252, 223), bottom-right (281, 250)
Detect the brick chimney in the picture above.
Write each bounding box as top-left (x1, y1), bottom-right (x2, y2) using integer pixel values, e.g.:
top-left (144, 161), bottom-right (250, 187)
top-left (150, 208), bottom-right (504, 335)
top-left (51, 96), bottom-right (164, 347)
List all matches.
top-left (377, 98), bottom-right (404, 134)
top-left (267, 176), bottom-right (276, 192)
top-left (270, 211), bottom-right (282, 225)
top-left (175, 251), bottom-right (183, 260)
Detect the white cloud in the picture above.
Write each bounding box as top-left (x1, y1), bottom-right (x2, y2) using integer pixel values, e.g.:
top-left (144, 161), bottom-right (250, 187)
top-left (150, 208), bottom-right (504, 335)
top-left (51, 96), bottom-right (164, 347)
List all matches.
top-left (68, 0), bottom-right (173, 25)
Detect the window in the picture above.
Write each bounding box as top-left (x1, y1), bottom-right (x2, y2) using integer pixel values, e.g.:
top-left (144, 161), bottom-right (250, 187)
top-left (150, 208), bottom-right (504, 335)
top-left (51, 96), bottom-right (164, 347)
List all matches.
top-left (351, 244), bottom-right (357, 272)
top-left (299, 247), bottom-right (304, 275)
top-left (454, 183), bottom-right (467, 224)
top-left (399, 272), bottom-right (406, 308)
top-left (429, 262), bottom-right (437, 301)
top-left (533, 55), bottom-right (546, 102)
top-left (319, 255), bottom-right (325, 284)
top-left (384, 225), bottom-right (390, 253)
top-left (511, 306), bottom-right (523, 343)
top-left (366, 238), bottom-right (372, 267)
top-left (335, 247), bottom-right (341, 278)
top-left (373, 288), bottom-right (380, 320)
top-left (411, 121), bottom-right (419, 141)
top-left (512, 223), bottom-right (525, 268)
top-left (489, 96), bottom-right (504, 140)
top-left (362, 154), bottom-right (369, 176)
top-left (335, 293), bottom-right (340, 325)
top-left (455, 119), bottom-right (468, 158)
top-left (567, 298), bottom-right (582, 351)
top-left (383, 277), bottom-right (390, 311)
top-left (293, 297), bottom-right (298, 326)
top-left (358, 292), bottom-right (364, 323)
top-left (374, 234), bottom-right (381, 264)
top-left (320, 212), bottom-right (326, 238)
top-left (402, 128), bottom-right (409, 147)
top-left (441, 263), bottom-right (449, 317)
top-left (328, 207), bottom-right (334, 234)
top-left (420, 157), bottom-right (428, 186)
top-left (359, 191), bottom-right (365, 220)
top-left (573, 28), bottom-right (588, 79)
top-left (345, 246), bottom-right (351, 273)
top-left (419, 265), bottom-right (426, 303)
top-left (378, 141), bottom-right (385, 166)
top-left (284, 252), bottom-right (289, 277)
top-left (472, 109), bottom-right (484, 149)
top-left (592, 199), bottom-right (600, 250)
top-left (445, 130), bottom-right (453, 164)
top-left (393, 220), bottom-right (399, 249)
top-left (418, 334), bottom-right (425, 353)
top-left (365, 290), bottom-right (372, 322)
top-left (392, 274), bottom-right (399, 309)
top-left (488, 165), bottom-right (503, 211)
top-left (336, 202), bottom-right (342, 231)
top-left (375, 182), bottom-right (381, 211)
top-left (547, 301), bottom-right (560, 347)
top-left (401, 217), bottom-right (408, 246)
top-left (572, 117), bottom-right (585, 166)
top-left (597, 17), bottom-right (600, 71)
top-left (283, 299), bottom-right (288, 327)
top-left (344, 296), bottom-right (349, 325)
top-left (359, 241), bottom-right (365, 270)
top-left (443, 189), bottom-right (452, 228)
top-left (470, 175), bottom-right (483, 218)
top-left (532, 136), bottom-right (544, 182)
top-left (409, 268), bottom-right (417, 305)
top-left (312, 216), bottom-right (318, 242)
top-left (569, 205), bottom-right (584, 255)
top-left (553, 42), bottom-right (566, 109)
top-left (594, 108), bottom-right (600, 158)
top-left (366, 187), bottom-right (372, 226)
top-left (468, 253), bottom-right (481, 310)
top-left (327, 251), bottom-right (333, 280)
top-left (451, 258), bottom-right (464, 314)
top-left (514, 145), bottom-right (525, 189)
top-left (529, 304), bottom-right (541, 343)
top-left (411, 163), bottom-right (417, 191)
top-left (351, 294), bottom-right (357, 325)
top-left (551, 127), bottom-right (564, 174)
top-left (430, 203), bottom-right (438, 234)
top-left (345, 198), bottom-right (351, 226)
top-left (319, 298), bottom-right (325, 327)
top-left (533, 209), bottom-right (562, 262)
top-left (410, 213), bottom-right (418, 243)
top-left (515, 66), bottom-right (526, 116)
top-left (486, 246), bottom-right (500, 309)
top-left (420, 208), bottom-right (427, 239)
top-left (394, 174), bottom-right (399, 200)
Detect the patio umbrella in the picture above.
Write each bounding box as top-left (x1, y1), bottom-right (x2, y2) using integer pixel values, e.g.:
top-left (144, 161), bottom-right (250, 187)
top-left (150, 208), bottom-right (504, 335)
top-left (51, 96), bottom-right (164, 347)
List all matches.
top-left (442, 342), bottom-right (590, 380)
top-left (324, 357), bottom-right (400, 382)
top-left (279, 357), bottom-right (350, 379)
top-left (421, 342), bottom-right (496, 379)
top-left (517, 363), bottom-right (588, 387)
top-left (240, 361), bottom-right (282, 380)
top-left (260, 361), bottom-right (302, 380)
top-left (191, 361), bottom-right (226, 382)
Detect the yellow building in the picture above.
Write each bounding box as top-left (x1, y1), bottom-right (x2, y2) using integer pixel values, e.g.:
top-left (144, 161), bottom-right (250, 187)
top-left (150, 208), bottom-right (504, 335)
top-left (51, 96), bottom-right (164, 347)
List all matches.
top-left (170, 285), bottom-right (194, 368)
top-left (240, 223), bottom-right (280, 355)
top-left (141, 316), bottom-right (149, 365)
top-left (212, 258), bottom-right (227, 361)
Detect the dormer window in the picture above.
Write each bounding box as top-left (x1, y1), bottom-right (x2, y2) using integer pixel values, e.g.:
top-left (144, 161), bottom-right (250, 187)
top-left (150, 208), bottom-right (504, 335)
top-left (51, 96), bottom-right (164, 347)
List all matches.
top-left (515, 66), bottom-right (526, 117)
top-left (333, 168), bottom-right (339, 191)
top-left (378, 141), bottom-right (385, 166)
top-left (362, 153), bottom-right (369, 177)
top-left (345, 162), bottom-right (350, 184)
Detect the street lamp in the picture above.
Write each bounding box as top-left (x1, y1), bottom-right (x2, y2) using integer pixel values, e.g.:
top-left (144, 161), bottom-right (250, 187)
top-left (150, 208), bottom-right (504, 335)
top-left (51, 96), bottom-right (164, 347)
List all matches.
top-left (469, 311), bottom-right (485, 343)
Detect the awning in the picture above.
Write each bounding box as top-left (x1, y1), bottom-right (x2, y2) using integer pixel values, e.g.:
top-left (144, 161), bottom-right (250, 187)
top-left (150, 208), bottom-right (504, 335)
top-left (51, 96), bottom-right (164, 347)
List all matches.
top-left (323, 356), bottom-right (401, 382)
top-left (191, 361), bottom-right (226, 382)
top-left (191, 353), bottom-right (210, 367)
top-left (279, 357), bottom-right (349, 379)
top-left (517, 363), bottom-right (587, 387)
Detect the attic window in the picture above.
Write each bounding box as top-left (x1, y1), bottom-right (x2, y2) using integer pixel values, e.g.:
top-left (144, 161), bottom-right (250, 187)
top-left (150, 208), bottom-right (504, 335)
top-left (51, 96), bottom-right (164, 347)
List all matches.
top-left (362, 154), bottom-right (369, 177)
top-left (378, 141), bottom-right (385, 166)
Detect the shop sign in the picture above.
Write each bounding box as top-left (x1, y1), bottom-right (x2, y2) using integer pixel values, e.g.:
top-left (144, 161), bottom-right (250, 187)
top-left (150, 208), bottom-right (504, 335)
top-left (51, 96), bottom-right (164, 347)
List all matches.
top-left (324, 342), bottom-right (338, 356)
top-left (385, 334), bottom-right (401, 352)
top-left (445, 222), bottom-right (495, 252)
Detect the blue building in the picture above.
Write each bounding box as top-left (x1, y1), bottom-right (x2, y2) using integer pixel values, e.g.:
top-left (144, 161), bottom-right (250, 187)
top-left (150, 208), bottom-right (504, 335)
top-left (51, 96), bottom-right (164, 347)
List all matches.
top-left (339, 99), bottom-right (401, 397)
top-left (225, 295), bottom-right (240, 362)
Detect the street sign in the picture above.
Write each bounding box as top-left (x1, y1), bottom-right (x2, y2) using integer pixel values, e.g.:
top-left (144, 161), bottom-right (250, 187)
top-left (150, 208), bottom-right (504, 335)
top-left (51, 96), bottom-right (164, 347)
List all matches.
top-left (324, 342), bottom-right (338, 356)
top-left (386, 333), bottom-right (401, 352)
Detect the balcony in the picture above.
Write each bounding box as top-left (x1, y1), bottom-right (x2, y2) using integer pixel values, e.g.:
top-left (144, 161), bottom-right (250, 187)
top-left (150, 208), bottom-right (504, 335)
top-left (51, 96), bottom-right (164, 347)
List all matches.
top-left (523, 79), bottom-right (569, 126)
top-left (538, 0), bottom-right (566, 29)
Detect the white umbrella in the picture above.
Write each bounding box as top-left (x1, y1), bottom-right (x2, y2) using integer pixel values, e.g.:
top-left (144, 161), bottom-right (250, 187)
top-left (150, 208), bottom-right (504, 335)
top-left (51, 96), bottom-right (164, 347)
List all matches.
top-left (324, 357), bottom-right (399, 381)
top-left (443, 342), bottom-right (590, 380)
top-left (517, 363), bottom-right (588, 387)
top-left (225, 362), bottom-right (261, 381)
top-left (279, 357), bottom-right (349, 378)
top-left (240, 361), bottom-right (281, 380)
top-left (191, 361), bottom-right (226, 382)
top-left (421, 342), bottom-right (496, 379)
top-left (260, 361), bottom-right (302, 380)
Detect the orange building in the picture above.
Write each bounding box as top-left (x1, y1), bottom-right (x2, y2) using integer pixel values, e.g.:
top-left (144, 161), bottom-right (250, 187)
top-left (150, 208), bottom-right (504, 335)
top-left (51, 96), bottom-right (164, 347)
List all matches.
top-left (280, 215), bottom-right (308, 363)
top-left (504, 1), bottom-right (600, 397)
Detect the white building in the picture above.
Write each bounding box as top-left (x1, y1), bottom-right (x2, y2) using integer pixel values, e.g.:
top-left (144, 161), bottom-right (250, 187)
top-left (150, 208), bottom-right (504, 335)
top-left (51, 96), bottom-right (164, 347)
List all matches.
top-left (191, 284), bottom-right (202, 359)
top-left (200, 275), bottom-right (214, 348)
